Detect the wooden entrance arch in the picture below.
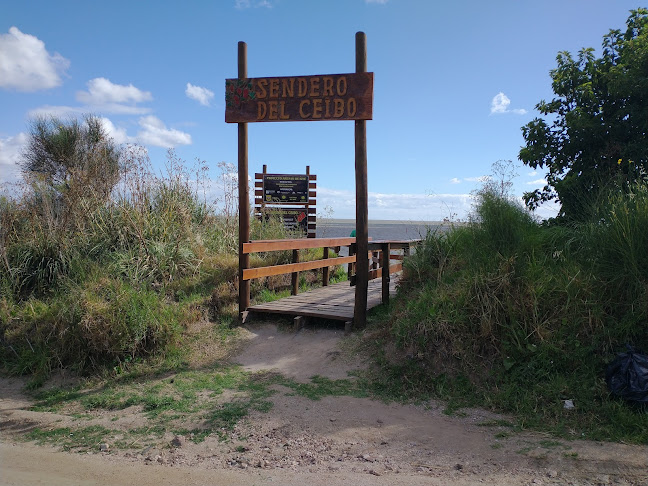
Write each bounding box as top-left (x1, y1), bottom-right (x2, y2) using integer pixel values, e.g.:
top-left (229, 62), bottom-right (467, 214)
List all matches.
top-left (225, 32), bottom-right (373, 327)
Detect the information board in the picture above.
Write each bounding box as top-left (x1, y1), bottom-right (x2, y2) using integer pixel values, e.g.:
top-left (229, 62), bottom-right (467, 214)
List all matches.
top-left (263, 174), bottom-right (309, 204)
top-left (262, 208), bottom-right (308, 232)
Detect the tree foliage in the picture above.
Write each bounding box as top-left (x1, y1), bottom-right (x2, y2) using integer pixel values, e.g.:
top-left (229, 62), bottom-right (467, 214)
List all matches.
top-left (519, 9), bottom-right (648, 221)
top-left (22, 114), bottom-right (121, 197)
top-left (20, 115), bottom-right (122, 229)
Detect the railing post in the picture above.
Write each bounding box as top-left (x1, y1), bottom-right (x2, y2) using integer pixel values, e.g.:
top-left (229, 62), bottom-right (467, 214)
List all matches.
top-left (291, 249), bottom-right (299, 295)
top-left (381, 242), bottom-right (390, 305)
top-left (348, 242), bottom-right (356, 286)
top-left (322, 246), bottom-right (330, 286)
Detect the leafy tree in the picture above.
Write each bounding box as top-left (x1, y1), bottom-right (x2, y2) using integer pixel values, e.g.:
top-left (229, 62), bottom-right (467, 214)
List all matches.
top-left (20, 115), bottom-right (122, 228)
top-left (519, 8), bottom-right (648, 221)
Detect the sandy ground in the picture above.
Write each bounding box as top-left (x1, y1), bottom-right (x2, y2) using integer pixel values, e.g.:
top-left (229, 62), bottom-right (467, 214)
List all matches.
top-left (1, 322), bottom-right (647, 486)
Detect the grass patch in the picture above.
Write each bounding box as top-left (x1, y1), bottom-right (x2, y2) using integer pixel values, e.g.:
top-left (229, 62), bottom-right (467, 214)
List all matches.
top-left (23, 367), bottom-right (289, 449)
top-left (26, 425), bottom-right (112, 452)
top-left (280, 375), bottom-right (369, 401)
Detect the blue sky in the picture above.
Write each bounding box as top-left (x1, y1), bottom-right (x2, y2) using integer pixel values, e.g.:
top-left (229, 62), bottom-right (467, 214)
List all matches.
top-left (0, 0), bottom-right (643, 220)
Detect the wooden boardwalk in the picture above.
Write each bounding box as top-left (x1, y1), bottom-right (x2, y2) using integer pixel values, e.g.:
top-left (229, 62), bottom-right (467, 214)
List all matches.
top-left (248, 276), bottom-right (398, 322)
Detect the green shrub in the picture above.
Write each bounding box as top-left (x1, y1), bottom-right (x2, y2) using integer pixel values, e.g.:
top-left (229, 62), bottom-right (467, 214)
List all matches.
top-left (0, 276), bottom-right (184, 375)
top-left (384, 184), bottom-right (648, 441)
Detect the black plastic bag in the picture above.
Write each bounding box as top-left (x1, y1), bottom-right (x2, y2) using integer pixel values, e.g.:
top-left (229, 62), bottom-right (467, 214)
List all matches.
top-left (605, 346), bottom-right (648, 404)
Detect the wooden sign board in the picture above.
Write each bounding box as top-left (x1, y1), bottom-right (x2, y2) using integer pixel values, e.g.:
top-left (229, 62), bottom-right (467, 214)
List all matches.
top-left (225, 72), bottom-right (373, 123)
top-left (262, 208), bottom-right (309, 232)
top-left (263, 174), bottom-right (309, 204)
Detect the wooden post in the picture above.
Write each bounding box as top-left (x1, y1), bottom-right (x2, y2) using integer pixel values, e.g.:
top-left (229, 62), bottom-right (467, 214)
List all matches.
top-left (348, 242), bottom-right (356, 285)
top-left (322, 246), bottom-right (330, 286)
top-left (353, 31), bottom-right (369, 329)
top-left (381, 242), bottom-right (390, 305)
top-left (238, 41), bottom-right (250, 321)
top-left (291, 249), bottom-right (299, 295)
top-left (260, 164), bottom-right (267, 214)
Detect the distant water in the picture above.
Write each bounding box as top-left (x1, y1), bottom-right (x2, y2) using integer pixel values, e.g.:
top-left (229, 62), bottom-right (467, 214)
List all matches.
top-left (316, 219), bottom-right (439, 241)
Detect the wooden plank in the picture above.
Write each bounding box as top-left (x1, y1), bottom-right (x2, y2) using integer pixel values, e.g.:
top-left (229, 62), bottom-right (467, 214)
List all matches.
top-left (243, 237), bottom-right (356, 253)
top-left (248, 277), bottom-right (397, 321)
top-left (243, 255), bottom-right (356, 280)
top-left (225, 72), bottom-right (374, 123)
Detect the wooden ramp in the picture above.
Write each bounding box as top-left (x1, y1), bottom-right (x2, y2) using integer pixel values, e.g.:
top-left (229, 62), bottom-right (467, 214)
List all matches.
top-left (248, 276), bottom-right (398, 322)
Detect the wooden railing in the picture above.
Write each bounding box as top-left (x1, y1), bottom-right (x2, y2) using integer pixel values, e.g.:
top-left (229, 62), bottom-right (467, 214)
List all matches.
top-left (242, 237), bottom-right (420, 304)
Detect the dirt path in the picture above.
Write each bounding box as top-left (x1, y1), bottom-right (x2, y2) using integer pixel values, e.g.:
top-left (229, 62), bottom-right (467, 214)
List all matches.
top-left (1, 322), bottom-right (647, 485)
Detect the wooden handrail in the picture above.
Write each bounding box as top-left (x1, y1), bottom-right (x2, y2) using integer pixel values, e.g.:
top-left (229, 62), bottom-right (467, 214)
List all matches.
top-left (243, 255), bottom-right (356, 280)
top-left (368, 239), bottom-right (421, 250)
top-left (243, 237), bottom-right (357, 254)
top-left (242, 237), bottom-right (420, 305)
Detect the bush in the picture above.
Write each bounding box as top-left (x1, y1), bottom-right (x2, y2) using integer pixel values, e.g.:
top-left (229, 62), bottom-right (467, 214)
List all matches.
top-left (0, 275), bottom-right (185, 375)
top-left (385, 183), bottom-right (648, 441)
top-left (0, 137), bottom-right (235, 375)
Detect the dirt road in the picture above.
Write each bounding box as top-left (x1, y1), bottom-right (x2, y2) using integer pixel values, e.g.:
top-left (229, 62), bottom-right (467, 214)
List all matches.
top-left (1, 323), bottom-right (647, 485)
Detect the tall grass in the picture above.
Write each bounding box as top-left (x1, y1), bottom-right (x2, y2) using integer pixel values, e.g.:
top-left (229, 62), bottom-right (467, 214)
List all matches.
top-left (386, 181), bottom-right (648, 442)
top-left (1, 143), bottom-right (328, 377)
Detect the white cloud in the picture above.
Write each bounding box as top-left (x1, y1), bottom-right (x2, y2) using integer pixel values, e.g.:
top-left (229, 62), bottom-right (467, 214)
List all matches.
top-left (98, 117), bottom-right (134, 145)
top-left (464, 176), bottom-right (489, 183)
top-left (30, 103), bottom-right (150, 118)
top-left (235, 0), bottom-right (272, 8)
top-left (526, 178), bottom-right (547, 186)
top-left (450, 178), bottom-right (461, 184)
top-left (0, 132), bottom-right (28, 184)
top-left (28, 105), bottom-right (86, 118)
top-left (24, 114), bottom-right (191, 150)
top-left (29, 78), bottom-right (153, 118)
top-left (490, 92), bottom-right (527, 115)
top-left (316, 187), bottom-right (473, 221)
top-left (77, 77), bottom-right (152, 104)
top-left (528, 170), bottom-right (537, 177)
top-left (0, 27), bottom-right (70, 92)
top-left (136, 116), bottom-right (192, 148)
top-left (185, 83), bottom-right (214, 106)
top-left (366, 0), bottom-right (389, 3)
